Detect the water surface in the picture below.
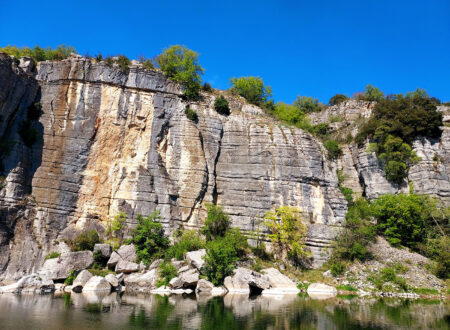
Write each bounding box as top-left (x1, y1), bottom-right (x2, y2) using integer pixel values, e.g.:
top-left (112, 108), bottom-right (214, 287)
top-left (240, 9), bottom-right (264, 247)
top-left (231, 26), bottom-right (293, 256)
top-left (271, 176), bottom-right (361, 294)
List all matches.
top-left (0, 292), bottom-right (448, 329)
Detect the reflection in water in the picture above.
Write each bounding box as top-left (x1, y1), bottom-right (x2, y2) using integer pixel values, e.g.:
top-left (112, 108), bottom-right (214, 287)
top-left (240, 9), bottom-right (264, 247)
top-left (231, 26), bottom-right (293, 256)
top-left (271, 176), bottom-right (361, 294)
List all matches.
top-left (0, 292), bottom-right (447, 329)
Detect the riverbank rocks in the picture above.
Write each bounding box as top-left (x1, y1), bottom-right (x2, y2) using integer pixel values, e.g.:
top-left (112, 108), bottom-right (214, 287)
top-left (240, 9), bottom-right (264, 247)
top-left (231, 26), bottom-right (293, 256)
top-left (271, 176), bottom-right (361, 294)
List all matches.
top-left (261, 268), bottom-right (299, 294)
top-left (149, 259), bottom-right (163, 271)
top-left (115, 260), bottom-right (139, 274)
top-left (72, 270), bottom-right (93, 293)
top-left (39, 251), bottom-right (94, 280)
top-left (170, 268), bottom-right (200, 289)
top-left (107, 245), bottom-right (139, 273)
top-left (105, 274), bottom-right (119, 287)
top-left (224, 268), bottom-right (270, 293)
top-left (185, 249), bottom-right (206, 270)
top-left (124, 269), bottom-right (158, 293)
top-left (93, 244), bottom-right (112, 258)
top-left (307, 283), bottom-right (337, 294)
top-left (0, 274), bottom-right (54, 294)
top-left (195, 279), bottom-right (214, 293)
top-left (83, 276), bottom-right (111, 292)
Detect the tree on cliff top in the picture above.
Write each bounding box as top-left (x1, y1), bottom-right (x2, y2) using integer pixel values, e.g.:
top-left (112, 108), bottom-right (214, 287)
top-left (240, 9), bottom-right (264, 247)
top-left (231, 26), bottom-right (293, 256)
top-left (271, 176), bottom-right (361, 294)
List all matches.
top-left (229, 76), bottom-right (272, 106)
top-left (156, 45), bottom-right (204, 100)
top-left (0, 45), bottom-right (77, 62)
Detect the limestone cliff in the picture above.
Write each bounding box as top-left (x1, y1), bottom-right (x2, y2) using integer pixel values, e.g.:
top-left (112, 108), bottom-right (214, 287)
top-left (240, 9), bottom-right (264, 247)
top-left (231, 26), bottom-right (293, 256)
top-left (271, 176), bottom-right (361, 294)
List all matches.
top-left (0, 54), bottom-right (348, 280)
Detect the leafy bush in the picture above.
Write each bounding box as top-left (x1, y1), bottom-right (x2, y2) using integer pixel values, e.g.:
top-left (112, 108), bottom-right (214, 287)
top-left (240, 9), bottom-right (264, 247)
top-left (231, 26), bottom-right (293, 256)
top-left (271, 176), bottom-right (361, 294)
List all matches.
top-left (64, 270), bottom-right (78, 285)
top-left (324, 140), bottom-right (342, 160)
top-left (166, 230), bottom-right (205, 260)
top-left (339, 186), bottom-right (354, 204)
top-left (356, 84), bottom-right (384, 102)
top-left (214, 95), bottom-right (230, 116)
top-left (202, 82), bottom-right (213, 92)
top-left (132, 211), bottom-right (170, 265)
top-left (117, 55), bottom-right (131, 72)
top-left (104, 56), bottom-right (114, 67)
top-left (229, 76), bottom-right (272, 106)
top-left (425, 236), bottom-right (450, 279)
top-left (369, 267), bottom-right (409, 291)
top-left (311, 123), bottom-right (329, 138)
top-left (18, 120), bottom-right (39, 147)
top-left (293, 95), bottom-right (322, 113)
top-left (264, 206), bottom-right (309, 266)
top-left (88, 268), bottom-right (115, 277)
top-left (95, 53), bottom-right (103, 62)
top-left (336, 284), bottom-right (357, 291)
top-left (71, 230), bottom-right (100, 252)
top-left (185, 106), bottom-right (198, 122)
top-left (329, 94), bottom-right (348, 106)
top-left (138, 56), bottom-right (154, 70)
top-left (105, 212), bottom-right (127, 239)
top-left (202, 203), bottom-right (231, 240)
top-left (330, 261), bottom-right (345, 277)
top-left (156, 45), bottom-right (204, 100)
top-left (45, 251), bottom-right (60, 260)
top-left (157, 261), bottom-right (177, 287)
top-left (0, 45), bottom-right (77, 62)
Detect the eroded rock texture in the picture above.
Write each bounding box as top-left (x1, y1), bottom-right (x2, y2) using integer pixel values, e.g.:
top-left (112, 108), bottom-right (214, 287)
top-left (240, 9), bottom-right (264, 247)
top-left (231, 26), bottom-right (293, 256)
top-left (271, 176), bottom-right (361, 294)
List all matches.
top-left (0, 55), bottom-right (348, 279)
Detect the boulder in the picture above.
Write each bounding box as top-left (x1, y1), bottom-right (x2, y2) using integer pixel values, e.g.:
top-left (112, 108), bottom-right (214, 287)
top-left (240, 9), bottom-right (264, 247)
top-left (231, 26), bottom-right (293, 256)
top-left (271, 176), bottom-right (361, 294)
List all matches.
top-left (169, 268), bottom-right (199, 289)
top-left (83, 276), bottom-right (111, 292)
top-left (93, 244), bottom-right (112, 258)
top-left (124, 269), bottom-right (158, 293)
top-left (39, 251), bottom-right (94, 280)
top-left (105, 274), bottom-right (119, 287)
top-left (195, 279), bottom-right (214, 293)
top-left (307, 283), bottom-right (337, 295)
top-left (115, 260), bottom-right (139, 274)
top-left (0, 274), bottom-right (54, 294)
top-left (185, 249), bottom-right (206, 270)
top-left (224, 268), bottom-right (270, 293)
top-left (149, 259), bottom-right (163, 270)
top-left (171, 260), bottom-right (185, 271)
top-left (116, 244), bottom-right (137, 262)
top-left (107, 251), bottom-right (121, 267)
top-left (72, 270), bottom-right (93, 293)
top-left (211, 286), bottom-right (227, 296)
top-left (261, 268), bottom-right (299, 294)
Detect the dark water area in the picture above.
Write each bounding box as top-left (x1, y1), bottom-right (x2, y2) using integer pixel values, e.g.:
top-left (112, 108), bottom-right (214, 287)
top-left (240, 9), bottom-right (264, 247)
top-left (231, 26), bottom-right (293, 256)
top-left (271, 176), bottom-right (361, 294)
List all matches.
top-left (0, 292), bottom-right (448, 330)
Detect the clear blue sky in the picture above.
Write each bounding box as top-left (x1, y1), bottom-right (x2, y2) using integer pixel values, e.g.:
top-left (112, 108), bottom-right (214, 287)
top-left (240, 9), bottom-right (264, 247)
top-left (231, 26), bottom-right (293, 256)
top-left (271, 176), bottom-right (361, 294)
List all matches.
top-left (1, 0), bottom-right (449, 103)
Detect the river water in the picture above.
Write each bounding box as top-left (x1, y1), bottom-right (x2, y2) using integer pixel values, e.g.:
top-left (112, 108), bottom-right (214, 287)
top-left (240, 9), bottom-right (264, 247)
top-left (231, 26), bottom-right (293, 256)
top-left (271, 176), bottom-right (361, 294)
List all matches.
top-left (0, 292), bottom-right (448, 329)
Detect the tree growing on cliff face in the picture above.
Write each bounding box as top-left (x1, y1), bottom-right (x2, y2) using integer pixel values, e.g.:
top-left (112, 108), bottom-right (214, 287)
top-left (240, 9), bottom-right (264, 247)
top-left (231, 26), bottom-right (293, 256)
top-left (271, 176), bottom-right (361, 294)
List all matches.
top-left (264, 206), bottom-right (309, 266)
top-left (156, 45), bottom-right (204, 100)
top-left (229, 76), bottom-right (272, 106)
top-left (329, 94), bottom-right (348, 106)
top-left (293, 95), bottom-right (322, 113)
top-left (214, 95), bottom-right (230, 116)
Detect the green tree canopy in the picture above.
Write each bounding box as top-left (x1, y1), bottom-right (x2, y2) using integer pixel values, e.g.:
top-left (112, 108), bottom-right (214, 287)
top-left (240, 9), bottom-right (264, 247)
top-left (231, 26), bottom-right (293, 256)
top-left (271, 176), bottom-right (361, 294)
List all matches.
top-left (229, 76), bottom-right (272, 106)
top-left (293, 96), bottom-right (322, 113)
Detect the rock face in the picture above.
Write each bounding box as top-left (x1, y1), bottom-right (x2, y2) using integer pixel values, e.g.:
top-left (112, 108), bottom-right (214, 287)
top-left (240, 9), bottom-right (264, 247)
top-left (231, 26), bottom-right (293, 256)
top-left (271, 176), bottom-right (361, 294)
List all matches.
top-left (83, 276), bottom-right (111, 292)
top-left (38, 251), bottom-right (93, 280)
top-left (0, 54), bottom-right (448, 280)
top-left (93, 244), bottom-right (112, 258)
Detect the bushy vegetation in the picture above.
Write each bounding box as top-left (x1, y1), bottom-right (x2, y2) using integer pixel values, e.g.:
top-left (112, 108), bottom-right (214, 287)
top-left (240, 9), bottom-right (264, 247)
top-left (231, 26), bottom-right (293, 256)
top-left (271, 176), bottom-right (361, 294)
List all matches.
top-left (157, 261), bottom-right (178, 287)
top-left (45, 251), bottom-right (61, 260)
top-left (214, 95), bottom-right (230, 116)
top-left (166, 230), bottom-right (206, 260)
top-left (202, 82), bottom-right (213, 92)
top-left (64, 270), bottom-right (78, 285)
top-left (185, 106), bottom-right (198, 122)
top-left (71, 230), bottom-right (100, 252)
top-left (132, 211), bottom-right (170, 265)
top-left (323, 140), bottom-right (342, 160)
top-left (138, 56), bottom-right (154, 70)
top-left (0, 45), bottom-right (77, 62)
top-left (368, 266), bottom-right (408, 291)
top-left (229, 76), bottom-right (272, 106)
top-left (329, 94), bottom-right (348, 106)
top-left (105, 212), bottom-right (127, 240)
top-left (293, 95), bottom-right (322, 113)
top-left (264, 206), bottom-right (309, 266)
top-left (156, 45), bottom-right (204, 100)
top-left (117, 55), bottom-right (131, 72)
top-left (356, 90), bottom-right (442, 182)
top-left (201, 203), bottom-right (231, 240)
top-left (356, 84), bottom-right (384, 102)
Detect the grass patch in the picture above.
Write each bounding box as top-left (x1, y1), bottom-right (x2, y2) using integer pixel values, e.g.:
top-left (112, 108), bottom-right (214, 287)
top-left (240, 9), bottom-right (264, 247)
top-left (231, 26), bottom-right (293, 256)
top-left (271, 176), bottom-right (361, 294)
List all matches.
top-left (336, 284), bottom-right (358, 292)
top-left (412, 287), bottom-right (439, 295)
top-left (45, 251), bottom-right (60, 260)
top-left (87, 268), bottom-right (116, 277)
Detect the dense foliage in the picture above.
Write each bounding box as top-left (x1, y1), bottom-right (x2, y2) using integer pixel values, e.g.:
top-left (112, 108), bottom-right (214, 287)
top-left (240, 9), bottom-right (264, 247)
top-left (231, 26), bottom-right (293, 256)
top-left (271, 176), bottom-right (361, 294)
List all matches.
top-left (293, 96), bottom-right (322, 113)
top-left (157, 261), bottom-right (178, 287)
top-left (117, 55), bottom-right (131, 72)
top-left (132, 211), bottom-right (170, 264)
top-left (166, 230), bottom-right (206, 260)
top-left (214, 95), bottom-right (230, 116)
top-left (229, 76), bottom-right (272, 106)
top-left (185, 106), bottom-right (198, 122)
top-left (0, 45), bottom-right (77, 62)
top-left (264, 206), bottom-right (309, 266)
top-left (323, 140), bottom-right (342, 160)
top-left (156, 45), bottom-right (204, 100)
top-left (329, 94), bottom-right (348, 105)
top-left (356, 84), bottom-right (384, 102)
top-left (201, 203), bottom-right (231, 240)
top-left (71, 230), bottom-right (100, 252)
top-left (105, 212), bottom-right (127, 239)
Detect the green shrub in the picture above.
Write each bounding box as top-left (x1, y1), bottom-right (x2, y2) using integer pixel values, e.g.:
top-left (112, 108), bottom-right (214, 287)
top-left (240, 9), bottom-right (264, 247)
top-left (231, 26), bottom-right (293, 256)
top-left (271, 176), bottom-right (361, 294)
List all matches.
top-left (336, 284), bottom-right (357, 292)
top-left (132, 211), bottom-right (170, 265)
top-left (270, 102), bottom-right (305, 126)
top-left (88, 268), bottom-right (115, 277)
top-left (117, 55), bottom-right (131, 72)
top-left (293, 95), bottom-right (322, 113)
top-left (71, 230), bottom-right (100, 252)
top-left (156, 45), bottom-right (204, 100)
top-left (95, 53), bottom-right (103, 62)
top-left (18, 120), bottom-right (38, 147)
top-left (214, 95), bottom-right (230, 116)
top-left (264, 206), bottom-right (309, 266)
top-left (64, 270), bottom-right (78, 285)
top-left (105, 212), bottom-right (127, 239)
top-left (0, 45), bottom-right (76, 62)
top-left (339, 186), bottom-right (354, 204)
top-left (202, 82), bottom-right (213, 92)
top-left (157, 261), bottom-right (177, 287)
top-left (329, 94), bottom-right (348, 106)
top-left (45, 251), bottom-right (60, 260)
top-left (324, 140), bottom-right (342, 160)
top-left (356, 84), bottom-right (384, 102)
top-left (166, 230), bottom-right (206, 260)
top-left (330, 261), bottom-right (345, 277)
top-left (138, 56), bottom-right (154, 70)
top-left (229, 76), bottom-right (272, 106)
top-left (185, 106), bottom-right (198, 122)
top-left (311, 123), bottom-right (329, 138)
top-left (202, 203), bottom-right (231, 240)
top-left (105, 56), bottom-right (114, 67)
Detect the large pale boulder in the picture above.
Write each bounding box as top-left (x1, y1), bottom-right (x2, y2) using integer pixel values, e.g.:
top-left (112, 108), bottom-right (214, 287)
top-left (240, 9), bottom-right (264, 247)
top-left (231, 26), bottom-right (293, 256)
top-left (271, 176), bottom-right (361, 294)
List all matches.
top-left (185, 249), bottom-right (206, 270)
top-left (72, 270), bottom-right (93, 292)
top-left (0, 274), bottom-right (54, 294)
top-left (93, 244), bottom-right (112, 258)
top-left (107, 252), bottom-right (121, 267)
top-left (307, 283), bottom-right (337, 295)
top-left (224, 268), bottom-right (270, 293)
top-left (115, 260), bottom-right (139, 274)
top-left (195, 279), bottom-right (214, 293)
top-left (124, 269), bottom-right (158, 293)
top-left (170, 268), bottom-right (199, 289)
top-left (149, 259), bottom-right (163, 270)
top-left (83, 276), bottom-right (111, 292)
top-left (105, 274), bottom-right (119, 287)
top-left (116, 245), bottom-right (137, 262)
top-left (261, 268), bottom-right (299, 294)
top-left (39, 251), bottom-right (94, 280)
